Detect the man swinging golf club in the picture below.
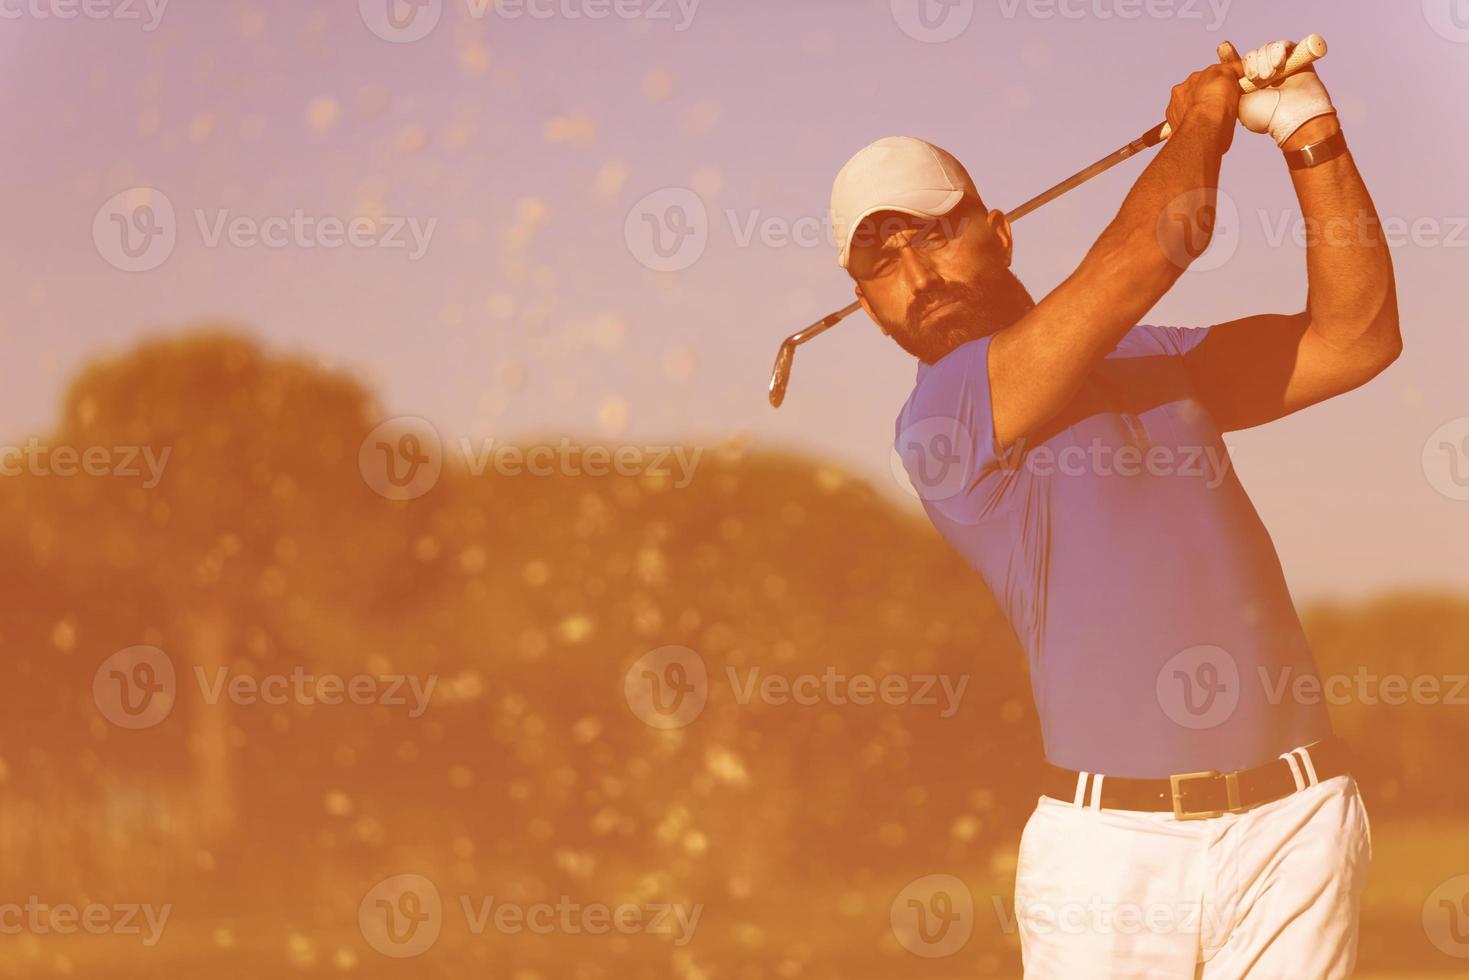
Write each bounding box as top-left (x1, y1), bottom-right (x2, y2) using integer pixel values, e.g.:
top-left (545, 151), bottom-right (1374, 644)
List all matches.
top-left (835, 40), bottom-right (1399, 977)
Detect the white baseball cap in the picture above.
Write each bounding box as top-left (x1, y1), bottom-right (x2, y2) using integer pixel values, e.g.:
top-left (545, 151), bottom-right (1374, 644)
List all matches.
top-left (831, 136), bottom-right (977, 269)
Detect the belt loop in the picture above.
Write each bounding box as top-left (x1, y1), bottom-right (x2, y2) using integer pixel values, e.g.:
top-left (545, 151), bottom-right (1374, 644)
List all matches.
top-left (1073, 772), bottom-right (1091, 807)
top-left (1279, 750), bottom-right (1305, 791)
top-left (1294, 746), bottom-right (1320, 786)
top-left (1088, 773), bottom-right (1106, 811)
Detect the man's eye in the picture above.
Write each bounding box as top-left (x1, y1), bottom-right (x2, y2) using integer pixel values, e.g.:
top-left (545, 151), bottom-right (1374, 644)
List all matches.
top-left (915, 226), bottom-right (947, 249)
top-left (871, 256), bottom-right (897, 276)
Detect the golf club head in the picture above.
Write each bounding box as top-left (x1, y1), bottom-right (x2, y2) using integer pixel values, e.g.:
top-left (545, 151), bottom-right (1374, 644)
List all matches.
top-left (769, 341), bottom-right (796, 407)
top-left (768, 301), bottom-right (862, 408)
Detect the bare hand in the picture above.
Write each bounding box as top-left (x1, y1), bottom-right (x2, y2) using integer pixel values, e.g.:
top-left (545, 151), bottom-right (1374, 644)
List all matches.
top-left (1165, 61), bottom-right (1244, 148)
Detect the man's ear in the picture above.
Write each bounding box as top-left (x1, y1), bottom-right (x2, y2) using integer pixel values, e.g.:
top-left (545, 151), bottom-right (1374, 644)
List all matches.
top-left (855, 284), bottom-right (888, 336)
top-left (988, 208), bottom-right (1014, 267)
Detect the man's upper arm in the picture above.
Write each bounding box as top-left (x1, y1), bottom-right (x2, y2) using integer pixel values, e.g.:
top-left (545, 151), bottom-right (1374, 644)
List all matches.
top-left (895, 337), bottom-right (1011, 521)
top-left (987, 247), bottom-right (1178, 453)
top-left (1180, 312), bottom-right (1398, 432)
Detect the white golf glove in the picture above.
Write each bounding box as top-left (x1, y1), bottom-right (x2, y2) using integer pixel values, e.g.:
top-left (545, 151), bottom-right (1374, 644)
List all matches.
top-left (1225, 39), bottom-right (1337, 147)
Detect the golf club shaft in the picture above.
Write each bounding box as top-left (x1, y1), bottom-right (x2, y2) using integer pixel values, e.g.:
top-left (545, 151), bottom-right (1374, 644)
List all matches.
top-left (765, 124), bottom-right (1165, 406)
top-left (1004, 123), bottom-right (1168, 223)
top-left (946, 34), bottom-right (1328, 224)
top-left (769, 35), bottom-right (1328, 407)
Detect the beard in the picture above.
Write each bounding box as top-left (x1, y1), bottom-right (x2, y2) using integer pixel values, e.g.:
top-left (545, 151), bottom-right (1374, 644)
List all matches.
top-left (886, 268), bottom-right (1037, 364)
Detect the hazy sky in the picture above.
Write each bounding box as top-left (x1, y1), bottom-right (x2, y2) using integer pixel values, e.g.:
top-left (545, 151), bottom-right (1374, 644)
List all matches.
top-left (2, 0), bottom-right (1466, 600)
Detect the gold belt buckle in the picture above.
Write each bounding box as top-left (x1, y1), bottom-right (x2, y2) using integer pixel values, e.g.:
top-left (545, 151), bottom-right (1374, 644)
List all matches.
top-left (1169, 770), bottom-right (1244, 820)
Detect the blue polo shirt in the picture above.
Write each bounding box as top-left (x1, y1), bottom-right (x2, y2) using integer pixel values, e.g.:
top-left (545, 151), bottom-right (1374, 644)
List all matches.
top-left (894, 324), bottom-right (1332, 778)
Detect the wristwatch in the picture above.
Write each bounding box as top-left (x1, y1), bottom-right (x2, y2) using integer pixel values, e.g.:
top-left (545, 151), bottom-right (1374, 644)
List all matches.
top-left (1284, 130), bottom-right (1348, 171)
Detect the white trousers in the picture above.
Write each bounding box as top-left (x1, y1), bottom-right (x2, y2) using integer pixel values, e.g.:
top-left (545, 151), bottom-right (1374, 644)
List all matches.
top-left (1014, 771), bottom-right (1372, 979)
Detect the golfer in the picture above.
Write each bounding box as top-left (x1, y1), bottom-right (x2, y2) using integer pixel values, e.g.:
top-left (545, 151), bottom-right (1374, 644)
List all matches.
top-left (834, 41), bottom-right (1398, 977)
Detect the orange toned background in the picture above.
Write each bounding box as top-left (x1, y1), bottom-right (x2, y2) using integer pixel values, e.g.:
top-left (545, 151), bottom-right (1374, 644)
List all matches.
top-left (3, 1), bottom-right (1469, 977)
top-left (3, 335), bottom-right (1467, 978)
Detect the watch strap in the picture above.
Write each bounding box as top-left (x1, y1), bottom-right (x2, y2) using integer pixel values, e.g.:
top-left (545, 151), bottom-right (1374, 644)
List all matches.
top-left (1285, 130), bottom-right (1348, 171)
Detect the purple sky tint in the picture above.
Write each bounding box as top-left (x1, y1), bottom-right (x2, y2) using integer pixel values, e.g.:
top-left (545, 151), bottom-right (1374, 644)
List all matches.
top-left (1, 0), bottom-right (1466, 599)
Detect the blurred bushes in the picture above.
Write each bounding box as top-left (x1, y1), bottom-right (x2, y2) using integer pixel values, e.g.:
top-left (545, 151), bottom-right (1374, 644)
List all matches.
top-left (0, 330), bottom-right (1463, 912)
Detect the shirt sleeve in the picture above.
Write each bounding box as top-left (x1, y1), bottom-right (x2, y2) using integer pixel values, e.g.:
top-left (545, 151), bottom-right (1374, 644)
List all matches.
top-left (894, 335), bottom-right (1010, 523)
top-left (1135, 323), bottom-right (1211, 358)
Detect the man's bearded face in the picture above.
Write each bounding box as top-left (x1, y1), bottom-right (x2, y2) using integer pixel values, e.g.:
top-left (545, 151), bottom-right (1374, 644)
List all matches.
top-left (849, 202), bottom-right (1037, 364)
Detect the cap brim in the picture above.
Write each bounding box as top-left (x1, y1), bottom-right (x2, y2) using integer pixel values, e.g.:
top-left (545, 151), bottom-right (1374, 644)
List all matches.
top-left (838, 188), bottom-right (964, 269)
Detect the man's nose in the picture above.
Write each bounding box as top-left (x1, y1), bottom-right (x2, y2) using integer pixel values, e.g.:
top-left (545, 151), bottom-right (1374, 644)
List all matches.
top-left (898, 245), bottom-right (939, 292)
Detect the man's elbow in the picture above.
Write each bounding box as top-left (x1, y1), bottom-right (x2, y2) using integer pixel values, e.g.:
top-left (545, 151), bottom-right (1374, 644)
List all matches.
top-left (1350, 322), bottom-right (1402, 381)
top-left (1313, 296), bottom-right (1402, 376)
top-left (1377, 327), bottom-right (1404, 369)
top-left (1367, 298), bottom-right (1403, 372)
top-left (1368, 272), bottom-right (1403, 360)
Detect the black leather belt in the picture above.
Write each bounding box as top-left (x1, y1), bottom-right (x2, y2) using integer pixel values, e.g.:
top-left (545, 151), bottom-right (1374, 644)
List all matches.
top-left (1042, 738), bottom-right (1349, 820)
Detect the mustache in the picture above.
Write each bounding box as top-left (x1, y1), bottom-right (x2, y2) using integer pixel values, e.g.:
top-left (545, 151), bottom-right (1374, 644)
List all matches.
top-left (888, 270), bottom-right (1037, 364)
top-left (906, 284), bottom-right (987, 330)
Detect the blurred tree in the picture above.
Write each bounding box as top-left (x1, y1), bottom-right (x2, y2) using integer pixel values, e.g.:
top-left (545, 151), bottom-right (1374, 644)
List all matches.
top-left (14, 330), bottom-right (453, 842)
top-left (1, 326), bottom-right (1461, 946)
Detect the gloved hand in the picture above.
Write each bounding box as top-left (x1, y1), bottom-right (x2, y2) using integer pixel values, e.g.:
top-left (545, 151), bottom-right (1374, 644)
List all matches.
top-left (1219, 39), bottom-right (1337, 147)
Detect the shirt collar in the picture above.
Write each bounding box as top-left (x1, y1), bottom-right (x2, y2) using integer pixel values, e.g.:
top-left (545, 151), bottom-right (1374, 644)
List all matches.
top-left (915, 334), bottom-right (993, 385)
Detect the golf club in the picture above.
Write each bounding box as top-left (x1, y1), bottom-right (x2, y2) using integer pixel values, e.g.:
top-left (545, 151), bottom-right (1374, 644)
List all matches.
top-left (768, 34), bottom-right (1328, 408)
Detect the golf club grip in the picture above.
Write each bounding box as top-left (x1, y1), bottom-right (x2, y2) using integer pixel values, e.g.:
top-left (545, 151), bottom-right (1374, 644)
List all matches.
top-left (1238, 34), bottom-right (1327, 94)
top-left (1156, 34), bottom-right (1327, 140)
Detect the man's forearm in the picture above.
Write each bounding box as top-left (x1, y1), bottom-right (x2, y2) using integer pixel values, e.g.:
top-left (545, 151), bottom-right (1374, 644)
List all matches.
top-left (1091, 103), bottom-right (1234, 278)
top-left (1284, 115), bottom-right (1401, 355)
top-left (1045, 100), bottom-right (1235, 364)
top-left (986, 98), bottom-right (1236, 451)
